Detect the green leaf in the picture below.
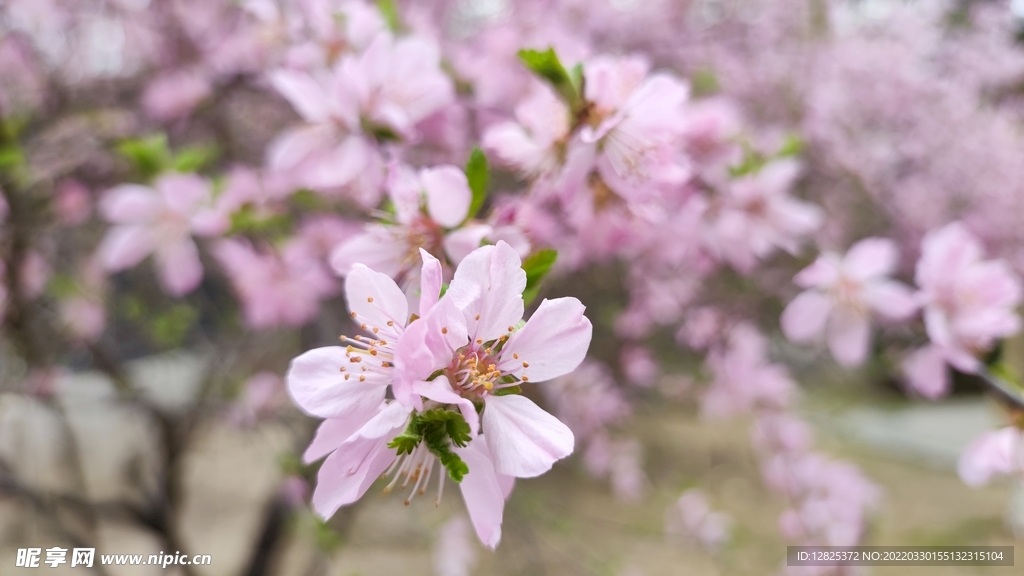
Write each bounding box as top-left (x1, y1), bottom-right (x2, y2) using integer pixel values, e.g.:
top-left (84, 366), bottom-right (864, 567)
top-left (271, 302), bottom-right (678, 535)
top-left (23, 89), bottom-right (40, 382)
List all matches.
top-left (493, 385), bottom-right (522, 397)
top-left (227, 205), bottom-right (292, 237)
top-left (173, 143), bottom-right (219, 172)
top-left (0, 144), bottom-right (25, 170)
top-left (117, 134), bottom-right (172, 180)
top-left (46, 274), bottom-right (80, 299)
top-left (690, 68), bottom-right (720, 98)
top-left (376, 0), bottom-right (401, 31)
top-left (149, 304), bottom-right (198, 348)
top-left (777, 134), bottom-right (804, 158)
top-left (521, 249), bottom-right (558, 305)
top-left (464, 148), bottom-right (489, 220)
top-left (518, 48), bottom-right (581, 110)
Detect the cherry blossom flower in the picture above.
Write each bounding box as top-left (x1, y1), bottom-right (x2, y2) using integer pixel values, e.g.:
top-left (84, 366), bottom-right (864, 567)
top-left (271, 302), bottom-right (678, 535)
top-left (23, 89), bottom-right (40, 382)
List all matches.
top-left (781, 237), bottom-right (917, 367)
top-left (432, 515), bottom-right (479, 576)
top-left (958, 427), bottom-right (1023, 487)
top-left (483, 81), bottom-right (570, 179)
top-left (96, 174), bottom-right (226, 296)
top-left (702, 323), bottom-right (796, 417)
top-left (212, 238), bottom-right (338, 329)
top-left (902, 223), bottom-right (1023, 398)
top-left (580, 55), bottom-right (691, 203)
top-left (712, 159), bottom-right (822, 273)
top-left (330, 162), bottom-right (530, 283)
top-left (392, 241), bottom-right (592, 479)
top-left (665, 489), bottom-right (732, 551)
top-left (141, 68), bottom-right (212, 121)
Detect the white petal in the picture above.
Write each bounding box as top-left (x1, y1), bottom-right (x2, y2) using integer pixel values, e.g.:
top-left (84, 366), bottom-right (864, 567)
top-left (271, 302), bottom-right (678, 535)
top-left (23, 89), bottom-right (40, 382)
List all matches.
top-left (482, 394), bottom-right (574, 478)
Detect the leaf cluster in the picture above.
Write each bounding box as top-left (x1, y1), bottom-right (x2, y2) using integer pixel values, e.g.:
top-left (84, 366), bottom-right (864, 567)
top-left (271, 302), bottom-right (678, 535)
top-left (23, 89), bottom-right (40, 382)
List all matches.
top-left (388, 408), bottom-right (473, 482)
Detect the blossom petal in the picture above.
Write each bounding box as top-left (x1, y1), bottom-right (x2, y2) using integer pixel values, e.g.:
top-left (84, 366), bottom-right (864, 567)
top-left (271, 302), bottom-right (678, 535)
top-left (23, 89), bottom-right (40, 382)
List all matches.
top-left (446, 242), bottom-right (526, 342)
top-left (155, 239), bottom-right (203, 297)
top-left (455, 436), bottom-right (505, 549)
top-left (329, 226), bottom-right (406, 279)
top-left (482, 394), bottom-right (574, 478)
top-left (413, 376), bottom-right (479, 435)
top-left (501, 297), bottom-right (592, 382)
top-left (421, 165), bottom-right (471, 228)
top-left (862, 280), bottom-right (917, 320)
top-left (99, 185), bottom-right (162, 223)
top-left (303, 407), bottom-right (382, 464)
top-left (842, 237), bottom-right (898, 281)
top-left (345, 263), bottom-right (409, 341)
top-left (286, 346), bottom-right (388, 419)
top-left (958, 427), bottom-right (1019, 487)
top-left (443, 224), bottom-right (492, 266)
top-left (311, 433), bottom-right (396, 518)
top-left (827, 306), bottom-right (871, 367)
top-left (269, 69), bottom-right (331, 123)
top-left (419, 248), bottom-right (443, 317)
top-left (901, 345), bottom-right (950, 400)
top-left (780, 290), bottom-right (831, 343)
top-left (97, 225), bottom-right (157, 272)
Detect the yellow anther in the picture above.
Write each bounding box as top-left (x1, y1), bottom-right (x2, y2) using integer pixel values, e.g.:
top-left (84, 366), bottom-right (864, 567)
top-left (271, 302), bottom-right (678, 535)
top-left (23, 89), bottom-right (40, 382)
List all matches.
top-left (360, 323), bottom-right (368, 330)
top-left (508, 326), bottom-right (514, 332)
top-left (370, 349), bottom-right (378, 356)
top-left (350, 311), bottom-right (357, 318)
top-left (484, 382), bottom-right (493, 391)
top-left (344, 374), bottom-right (350, 380)
top-left (476, 338), bottom-right (483, 344)
top-left (522, 361), bottom-right (529, 368)
top-left (513, 353), bottom-right (519, 359)
top-left (387, 320), bottom-right (395, 326)
top-left (359, 375), bottom-right (366, 382)
top-left (373, 327), bottom-right (379, 333)
top-left (367, 297), bottom-right (374, 303)
top-left (441, 327), bottom-right (448, 334)
top-left (340, 335), bottom-right (348, 342)
top-left (522, 376), bottom-right (529, 382)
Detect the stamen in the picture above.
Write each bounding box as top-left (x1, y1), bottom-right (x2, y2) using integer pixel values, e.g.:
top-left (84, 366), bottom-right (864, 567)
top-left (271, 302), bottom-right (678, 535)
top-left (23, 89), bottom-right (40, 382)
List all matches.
top-left (367, 297), bottom-right (374, 303)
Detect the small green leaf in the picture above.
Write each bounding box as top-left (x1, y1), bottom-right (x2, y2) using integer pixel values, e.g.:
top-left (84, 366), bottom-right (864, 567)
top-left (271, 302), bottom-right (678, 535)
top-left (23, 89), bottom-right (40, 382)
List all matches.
top-left (464, 148), bottom-right (489, 220)
top-left (518, 48), bottom-right (581, 110)
top-left (521, 249), bottom-right (558, 305)
top-left (690, 68), bottom-right (720, 98)
top-left (493, 385), bottom-right (522, 397)
top-left (46, 274), bottom-right (80, 299)
top-left (777, 134), bottom-right (804, 158)
top-left (117, 133), bottom-right (172, 180)
top-left (173, 143), bottom-right (219, 172)
top-left (149, 304), bottom-right (198, 348)
top-left (228, 205), bottom-right (292, 237)
top-left (376, 0), bottom-right (401, 31)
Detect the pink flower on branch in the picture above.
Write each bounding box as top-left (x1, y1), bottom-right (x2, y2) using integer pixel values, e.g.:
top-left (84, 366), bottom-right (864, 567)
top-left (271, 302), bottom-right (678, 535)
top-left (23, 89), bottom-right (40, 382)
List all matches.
top-left (287, 243), bottom-right (591, 548)
top-left (902, 222), bottom-right (1023, 398)
top-left (781, 237), bottom-right (917, 367)
top-left (96, 174), bottom-right (226, 296)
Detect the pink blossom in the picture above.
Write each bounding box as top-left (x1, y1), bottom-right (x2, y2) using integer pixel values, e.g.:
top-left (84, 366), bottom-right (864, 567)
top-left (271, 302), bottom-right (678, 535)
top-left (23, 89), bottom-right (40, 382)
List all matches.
top-left (665, 489), bottom-right (732, 551)
top-left (432, 516), bottom-right (478, 576)
top-left (212, 238), bottom-right (336, 329)
top-left (229, 372), bottom-right (286, 426)
top-left (392, 242), bottom-right (592, 478)
top-left (141, 69), bottom-right (212, 121)
top-left (958, 427), bottom-right (1023, 487)
top-left (580, 55), bottom-right (691, 203)
top-left (620, 344), bottom-right (660, 387)
top-left (483, 81), bottom-right (570, 179)
top-left (781, 238), bottom-right (917, 366)
top-left (915, 222), bottom-right (1023, 374)
top-left (712, 159), bottom-right (822, 273)
top-left (96, 174), bottom-right (226, 296)
top-left (330, 162), bottom-right (530, 282)
top-left (54, 180), bottom-right (92, 225)
top-left (702, 323), bottom-right (796, 417)
top-left (543, 361), bottom-right (629, 443)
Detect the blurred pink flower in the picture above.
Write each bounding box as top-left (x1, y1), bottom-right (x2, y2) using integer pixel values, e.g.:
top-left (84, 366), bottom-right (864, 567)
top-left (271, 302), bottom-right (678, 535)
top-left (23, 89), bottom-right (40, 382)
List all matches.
top-left (665, 489), bottom-right (732, 551)
top-left (483, 81), bottom-right (570, 179)
top-left (141, 69), bottom-right (212, 121)
top-left (432, 516), bottom-right (478, 576)
top-left (96, 174), bottom-right (226, 296)
top-left (229, 372), bottom-right (286, 426)
top-left (212, 238), bottom-right (336, 329)
top-left (712, 159), bottom-right (822, 273)
top-left (702, 323), bottom-right (796, 417)
top-left (958, 427), bottom-right (1023, 487)
top-left (620, 344), bottom-right (659, 387)
top-left (781, 237), bottom-right (917, 367)
top-left (902, 223), bottom-right (1022, 398)
top-left (54, 180), bottom-right (92, 225)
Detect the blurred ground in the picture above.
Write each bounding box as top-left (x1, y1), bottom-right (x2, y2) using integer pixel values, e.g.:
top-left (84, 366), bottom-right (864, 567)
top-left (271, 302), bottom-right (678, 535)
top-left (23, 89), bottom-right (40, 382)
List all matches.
top-left (2, 358), bottom-right (1022, 576)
